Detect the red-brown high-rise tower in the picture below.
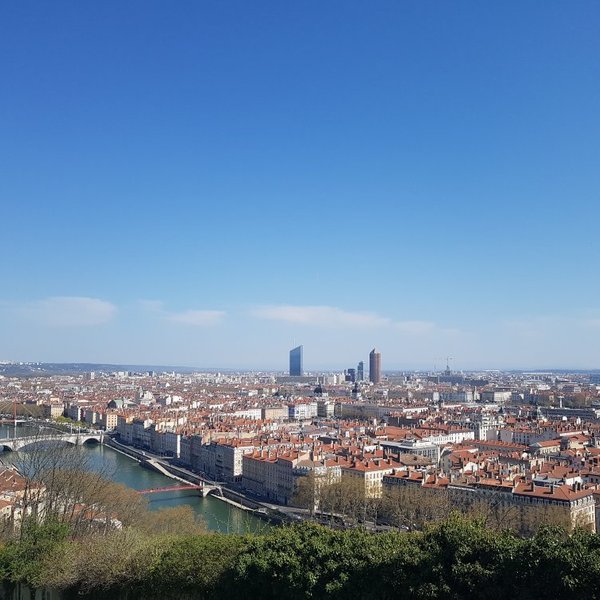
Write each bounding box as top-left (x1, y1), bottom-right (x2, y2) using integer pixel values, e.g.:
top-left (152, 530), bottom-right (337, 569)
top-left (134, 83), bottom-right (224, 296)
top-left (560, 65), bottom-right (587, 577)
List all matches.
top-left (369, 348), bottom-right (381, 384)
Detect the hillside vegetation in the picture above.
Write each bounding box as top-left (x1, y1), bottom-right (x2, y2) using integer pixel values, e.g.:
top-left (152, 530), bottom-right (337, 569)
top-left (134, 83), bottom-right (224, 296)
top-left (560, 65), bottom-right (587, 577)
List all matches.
top-left (1, 516), bottom-right (600, 600)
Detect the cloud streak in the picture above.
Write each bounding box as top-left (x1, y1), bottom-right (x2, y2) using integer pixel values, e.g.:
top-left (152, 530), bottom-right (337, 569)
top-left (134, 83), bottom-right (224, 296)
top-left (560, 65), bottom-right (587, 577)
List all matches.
top-left (19, 296), bottom-right (117, 327)
top-left (140, 301), bottom-right (226, 326)
top-left (251, 304), bottom-right (437, 333)
top-left (251, 305), bottom-right (390, 327)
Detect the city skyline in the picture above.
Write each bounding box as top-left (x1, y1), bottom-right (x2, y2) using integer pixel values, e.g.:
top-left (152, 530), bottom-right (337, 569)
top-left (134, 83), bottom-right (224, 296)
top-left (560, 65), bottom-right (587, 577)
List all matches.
top-left (1, 2), bottom-right (599, 369)
top-left (1, 298), bottom-right (600, 372)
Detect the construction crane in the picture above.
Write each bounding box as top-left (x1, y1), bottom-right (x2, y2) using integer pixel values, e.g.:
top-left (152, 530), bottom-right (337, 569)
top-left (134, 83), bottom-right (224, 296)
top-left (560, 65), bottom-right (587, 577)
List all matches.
top-left (443, 357), bottom-right (455, 375)
top-left (433, 357), bottom-right (454, 374)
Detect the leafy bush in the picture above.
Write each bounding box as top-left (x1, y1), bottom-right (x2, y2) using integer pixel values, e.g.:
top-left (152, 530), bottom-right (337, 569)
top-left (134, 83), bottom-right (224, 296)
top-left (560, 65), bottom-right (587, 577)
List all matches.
top-left (2, 518), bottom-right (600, 600)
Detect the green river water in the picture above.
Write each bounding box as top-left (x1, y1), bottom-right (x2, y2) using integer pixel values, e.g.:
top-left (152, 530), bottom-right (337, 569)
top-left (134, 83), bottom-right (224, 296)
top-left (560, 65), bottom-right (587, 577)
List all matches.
top-left (0, 424), bottom-right (267, 534)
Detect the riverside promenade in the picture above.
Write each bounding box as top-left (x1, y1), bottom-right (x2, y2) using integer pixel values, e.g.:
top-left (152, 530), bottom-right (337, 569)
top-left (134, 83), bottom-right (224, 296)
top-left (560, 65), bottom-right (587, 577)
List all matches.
top-left (105, 436), bottom-right (297, 524)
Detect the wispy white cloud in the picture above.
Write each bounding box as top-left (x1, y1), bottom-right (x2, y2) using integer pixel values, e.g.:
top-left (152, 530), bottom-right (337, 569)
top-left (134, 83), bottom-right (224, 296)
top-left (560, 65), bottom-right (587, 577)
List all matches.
top-left (19, 296), bottom-right (117, 327)
top-left (501, 315), bottom-right (600, 339)
top-left (139, 300), bottom-right (226, 326)
top-left (251, 305), bottom-right (390, 327)
top-left (251, 304), bottom-right (438, 334)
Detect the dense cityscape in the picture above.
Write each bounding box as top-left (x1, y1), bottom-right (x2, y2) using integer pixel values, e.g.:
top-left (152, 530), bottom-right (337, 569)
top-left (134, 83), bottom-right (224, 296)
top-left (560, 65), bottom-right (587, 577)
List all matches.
top-left (2, 349), bottom-right (600, 537)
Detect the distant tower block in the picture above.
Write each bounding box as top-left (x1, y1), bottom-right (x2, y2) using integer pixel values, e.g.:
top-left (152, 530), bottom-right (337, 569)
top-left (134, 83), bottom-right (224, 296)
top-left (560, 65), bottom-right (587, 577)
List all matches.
top-left (289, 345), bottom-right (303, 376)
top-left (369, 348), bottom-right (381, 384)
top-left (357, 361), bottom-right (364, 382)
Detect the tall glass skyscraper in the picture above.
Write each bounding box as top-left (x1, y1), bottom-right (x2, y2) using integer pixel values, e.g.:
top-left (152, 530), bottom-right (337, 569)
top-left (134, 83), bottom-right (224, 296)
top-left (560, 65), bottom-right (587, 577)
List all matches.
top-left (289, 345), bottom-right (303, 376)
top-left (357, 361), bottom-right (364, 381)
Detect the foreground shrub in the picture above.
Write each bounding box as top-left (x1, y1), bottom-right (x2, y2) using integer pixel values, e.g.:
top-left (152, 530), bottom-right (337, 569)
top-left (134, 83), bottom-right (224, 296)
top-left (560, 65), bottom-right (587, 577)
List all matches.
top-left (2, 518), bottom-right (600, 600)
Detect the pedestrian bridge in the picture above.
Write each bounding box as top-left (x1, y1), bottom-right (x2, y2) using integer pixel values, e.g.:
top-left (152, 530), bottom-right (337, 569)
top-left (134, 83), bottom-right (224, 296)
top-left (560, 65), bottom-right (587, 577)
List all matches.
top-left (0, 432), bottom-right (103, 452)
top-left (140, 458), bottom-right (222, 497)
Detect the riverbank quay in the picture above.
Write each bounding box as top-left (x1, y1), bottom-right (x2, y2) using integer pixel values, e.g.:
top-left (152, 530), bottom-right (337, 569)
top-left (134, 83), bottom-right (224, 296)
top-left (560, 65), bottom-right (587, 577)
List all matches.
top-left (105, 437), bottom-right (212, 489)
top-left (105, 436), bottom-right (291, 525)
top-left (103, 436), bottom-right (142, 461)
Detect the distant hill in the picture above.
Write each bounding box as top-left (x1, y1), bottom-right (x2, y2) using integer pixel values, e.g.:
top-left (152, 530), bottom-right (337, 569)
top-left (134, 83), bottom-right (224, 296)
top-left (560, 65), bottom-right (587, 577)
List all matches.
top-left (0, 362), bottom-right (206, 377)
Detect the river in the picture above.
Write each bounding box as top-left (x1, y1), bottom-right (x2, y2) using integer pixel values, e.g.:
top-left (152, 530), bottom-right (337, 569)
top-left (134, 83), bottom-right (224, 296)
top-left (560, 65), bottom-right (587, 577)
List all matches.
top-left (0, 423), bottom-right (267, 534)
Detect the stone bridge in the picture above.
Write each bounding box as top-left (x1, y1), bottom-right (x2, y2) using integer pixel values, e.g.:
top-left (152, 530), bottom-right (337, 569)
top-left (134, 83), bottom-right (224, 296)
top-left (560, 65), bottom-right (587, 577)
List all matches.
top-left (0, 432), bottom-right (103, 452)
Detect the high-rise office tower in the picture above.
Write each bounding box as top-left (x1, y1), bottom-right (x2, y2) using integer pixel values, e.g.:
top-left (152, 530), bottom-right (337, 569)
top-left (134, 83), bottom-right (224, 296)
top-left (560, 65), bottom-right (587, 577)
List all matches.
top-left (369, 349), bottom-right (381, 384)
top-left (356, 361), bottom-right (364, 382)
top-left (289, 345), bottom-right (303, 376)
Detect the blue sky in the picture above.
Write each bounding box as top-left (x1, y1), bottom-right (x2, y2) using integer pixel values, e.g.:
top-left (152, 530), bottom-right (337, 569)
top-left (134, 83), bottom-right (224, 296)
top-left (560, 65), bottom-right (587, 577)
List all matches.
top-left (1, 2), bottom-right (599, 370)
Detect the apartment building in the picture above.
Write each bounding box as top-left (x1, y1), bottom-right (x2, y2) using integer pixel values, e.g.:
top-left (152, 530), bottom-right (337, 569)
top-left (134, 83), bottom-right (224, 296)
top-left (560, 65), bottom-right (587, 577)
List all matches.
top-left (199, 440), bottom-right (255, 482)
top-left (288, 402), bottom-right (318, 420)
top-left (341, 457), bottom-right (399, 498)
top-left (242, 449), bottom-right (311, 504)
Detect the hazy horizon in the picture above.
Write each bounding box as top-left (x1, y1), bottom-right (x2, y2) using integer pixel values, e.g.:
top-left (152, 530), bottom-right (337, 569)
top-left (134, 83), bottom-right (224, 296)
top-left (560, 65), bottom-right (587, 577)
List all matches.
top-left (2, 358), bottom-right (599, 375)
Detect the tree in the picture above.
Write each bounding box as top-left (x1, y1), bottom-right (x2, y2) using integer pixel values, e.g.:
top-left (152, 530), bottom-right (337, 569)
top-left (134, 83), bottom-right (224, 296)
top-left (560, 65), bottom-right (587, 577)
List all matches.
top-left (0, 519), bottom-right (70, 597)
top-left (0, 431), bottom-right (147, 540)
top-left (292, 471), bottom-right (317, 516)
top-left (317, 476), bottom-right (366, 526)
top-left (381, 485), bottom-right (451, 531)
top-left (135, 505), bottom-right (207, 537)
